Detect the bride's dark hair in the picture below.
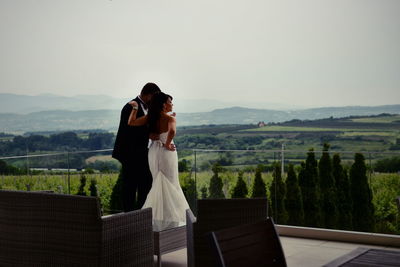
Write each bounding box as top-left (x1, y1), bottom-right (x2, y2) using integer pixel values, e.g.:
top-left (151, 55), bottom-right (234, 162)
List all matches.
top-left (147, 92), bottom-right (173, 134)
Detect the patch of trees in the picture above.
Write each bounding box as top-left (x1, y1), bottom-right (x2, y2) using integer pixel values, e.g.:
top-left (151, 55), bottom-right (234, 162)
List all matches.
top-left (86, 160), bottom-right (120, 172)
top-left (175, 134), bottom-right (264, 150)
top-left (177, 124), bottom-right (254, 135)
top-left (0, 131), bottom-right (114, 156)
top-left (374, 156), bottom-right (400, 173)
top-left (389, 139), bottom-right (400, 151)
top-left (0, 159), bottom-right (24, 175)
top-left (199, 145), bottom-right (377, 232)
top-left (0, 132), bottom-right (14, 138)
top-left (280, 113), bottom-right (399, 129)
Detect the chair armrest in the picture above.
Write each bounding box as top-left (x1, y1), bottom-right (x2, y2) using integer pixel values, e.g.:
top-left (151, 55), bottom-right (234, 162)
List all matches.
top-left (186, 209), bottom-right (197, 267)
top-left (101, 208), bottom-right (154, 267)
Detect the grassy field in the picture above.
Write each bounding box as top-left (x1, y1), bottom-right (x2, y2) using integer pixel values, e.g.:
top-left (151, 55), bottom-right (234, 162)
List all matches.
top-left (350, 114), bottom-right (400, 123)
top-left (242, 125), bottom-right (392, 132)
top-left (199, 114), bottom-right (400, 156)
top-left (340, 131), bottom-right (397, 137)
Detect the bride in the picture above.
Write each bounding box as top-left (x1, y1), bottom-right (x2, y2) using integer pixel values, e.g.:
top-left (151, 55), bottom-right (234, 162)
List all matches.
top-left (128, 92), bottom-right (190, 224)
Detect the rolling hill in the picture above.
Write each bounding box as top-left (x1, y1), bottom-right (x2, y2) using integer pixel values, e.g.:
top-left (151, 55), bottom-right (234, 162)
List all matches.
top-left (0, 105), bottom-right (399, 134)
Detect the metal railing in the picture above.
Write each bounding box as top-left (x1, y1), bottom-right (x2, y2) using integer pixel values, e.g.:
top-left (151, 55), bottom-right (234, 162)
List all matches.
top-left (1, 147), bottom-right (399, 237)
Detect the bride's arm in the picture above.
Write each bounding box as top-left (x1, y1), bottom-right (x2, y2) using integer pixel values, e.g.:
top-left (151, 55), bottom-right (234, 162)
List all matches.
top-left (165, 116), bottom-right (176, 151)
top-left (127, 101), bottom-right (147, 126)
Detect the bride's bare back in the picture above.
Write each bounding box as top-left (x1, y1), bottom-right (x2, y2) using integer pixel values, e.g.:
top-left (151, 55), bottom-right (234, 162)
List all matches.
top-left (149, 114), bottom-right (171, 139)
top-left (152, 114), bottom-right (176, 151)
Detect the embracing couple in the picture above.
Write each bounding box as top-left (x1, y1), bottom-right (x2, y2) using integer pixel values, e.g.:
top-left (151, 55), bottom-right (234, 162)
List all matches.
top-left (112, 82), bottom-right (190, 224)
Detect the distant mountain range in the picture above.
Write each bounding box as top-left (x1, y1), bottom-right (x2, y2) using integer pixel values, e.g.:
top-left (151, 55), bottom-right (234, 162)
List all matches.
top-left (1, 102), bottom-right (399, 134)
top-left (177, 105), bottom-right (400, 125)
top-left (0, 93), bottom-right (302, 114)
top-left (0, 93), bottom-right (125, 114)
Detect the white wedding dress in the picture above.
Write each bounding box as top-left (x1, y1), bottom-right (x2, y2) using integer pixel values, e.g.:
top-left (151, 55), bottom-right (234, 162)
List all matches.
top-left (142, 132), bottom-right (190, 225)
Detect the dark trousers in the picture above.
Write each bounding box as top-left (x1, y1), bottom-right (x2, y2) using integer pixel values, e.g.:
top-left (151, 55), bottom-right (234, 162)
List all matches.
top-left (121, 155), bottom-right (153, 212)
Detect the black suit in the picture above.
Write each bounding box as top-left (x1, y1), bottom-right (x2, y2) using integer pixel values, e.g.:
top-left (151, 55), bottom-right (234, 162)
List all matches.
top-left (112, 97), bottom-right (152, 211)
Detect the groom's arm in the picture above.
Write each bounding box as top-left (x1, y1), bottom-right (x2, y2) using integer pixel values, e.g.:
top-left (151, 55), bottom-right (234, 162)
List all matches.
top-left (127, 101), bottom-right (147, 126)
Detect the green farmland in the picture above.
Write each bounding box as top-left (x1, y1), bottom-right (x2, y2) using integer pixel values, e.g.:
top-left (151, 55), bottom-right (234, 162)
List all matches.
top-left (175, 113), bottom-right (400, 156)
top-left (1, 170), bottom-right (399, 234)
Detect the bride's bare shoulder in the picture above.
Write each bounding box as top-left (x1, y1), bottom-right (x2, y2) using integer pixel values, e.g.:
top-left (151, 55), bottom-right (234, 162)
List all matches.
top-left (162, 113), bottom-right (176, 122)
top-left (166, 115), bottom-right (176, 126)
top-left (168, 115), bottom-right (176, 122)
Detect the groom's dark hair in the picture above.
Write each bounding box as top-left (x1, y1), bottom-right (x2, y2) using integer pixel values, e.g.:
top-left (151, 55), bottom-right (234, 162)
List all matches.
top-left (141, 82), bottom-right (161, 95)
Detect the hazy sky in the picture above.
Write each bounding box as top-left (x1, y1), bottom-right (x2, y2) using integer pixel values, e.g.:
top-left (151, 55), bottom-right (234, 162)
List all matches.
top-left (0, 0), bottom-right (399, 108)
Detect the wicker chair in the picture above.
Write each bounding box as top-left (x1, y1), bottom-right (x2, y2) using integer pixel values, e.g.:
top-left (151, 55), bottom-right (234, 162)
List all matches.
top-left (209, 218), bottom-right (287, 267)
top-left (186, 198), bottom-right (268, 267)
top-left (0, 190), bottom-right (154, 267)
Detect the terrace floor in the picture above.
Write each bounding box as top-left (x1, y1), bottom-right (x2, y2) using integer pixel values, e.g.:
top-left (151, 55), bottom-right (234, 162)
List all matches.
top-left (156, 235), bottom-right (400, 267)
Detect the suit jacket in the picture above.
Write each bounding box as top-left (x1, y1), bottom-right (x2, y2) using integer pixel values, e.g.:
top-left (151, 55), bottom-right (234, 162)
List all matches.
top-left (112, 97), bottom-right (149, 164)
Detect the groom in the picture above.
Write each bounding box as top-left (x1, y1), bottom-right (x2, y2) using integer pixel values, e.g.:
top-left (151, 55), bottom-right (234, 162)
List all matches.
top-left (112, 82), bottom-right (161, 211)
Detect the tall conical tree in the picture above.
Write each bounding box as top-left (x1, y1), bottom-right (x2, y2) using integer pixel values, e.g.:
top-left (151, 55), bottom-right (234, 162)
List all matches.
top-left (269, 162), bottom-right (288, 224)
top-left (318, 143), bottom-right (338, 229)
top-left (77, 174), bottom-right (87, 196)
top-left (285, 163), bottom-right (304, 226)
top-left (209, 163), bottom-right (225, 198)
top-left (184, 178), bottom-right (197, 211)
top-left (110, 169), bottom-right (124, 213)
top-left (298, 149), bottom-right (321, 227)
top-left (231, 171), bottom-right (248, 198)
top-left (89, 178), bottom-right (98, 197)
top-left (332, 154), bottom-right (353, 230)
top-left (251, 166), bottom-right (267, 198)
top-left (200, 185), bottom-right (208, 199)
top-left (350, 153), bottom-right (375, 232)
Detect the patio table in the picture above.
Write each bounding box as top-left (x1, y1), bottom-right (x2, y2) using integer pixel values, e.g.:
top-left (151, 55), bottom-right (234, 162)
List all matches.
top-left (323, 247), bottom-right (400, 267)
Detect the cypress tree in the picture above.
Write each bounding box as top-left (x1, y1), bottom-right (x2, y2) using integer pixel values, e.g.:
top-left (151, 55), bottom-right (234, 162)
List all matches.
top-left (251, 166), bottom-right (267, 198)
top-left (209, 163), bottom-right (225, 198)
top-left (269, 162), bottom-right (288, 224)
top-left (350, 153), bottom-right (375, 232)
top-left (285, 163), bottom-right (304, 226)
top-left (89, 178), bottom-right (98, 197)
top-left (231, 171), bottom-right (248, 198)
top-left (110, 170), bottom-right (124, 213)
top-left (184, 178), bottom-right (197, 211)
top-left (200, 185), bottom-right (208, 199)
top-left (89, 178), bottom-right (103, 214)
top-left (318, 143), bottom-right (338, 229)
top-left (77, 174), bottom-right (87, 196)
top-left (299, 149), bottom-right (321, 227)
top-left (332, 154), bottom-right (353, 230)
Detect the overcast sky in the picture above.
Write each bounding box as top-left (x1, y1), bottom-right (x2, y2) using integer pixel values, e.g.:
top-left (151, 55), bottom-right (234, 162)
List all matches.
top-left (0, 0), bottom-right (399, 109)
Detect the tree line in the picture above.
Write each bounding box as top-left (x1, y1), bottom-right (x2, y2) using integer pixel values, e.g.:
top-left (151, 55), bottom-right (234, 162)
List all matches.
top-left (202, 144), bottom-right (376, 233)
top-left (0, 131), bottom-right (114, 156)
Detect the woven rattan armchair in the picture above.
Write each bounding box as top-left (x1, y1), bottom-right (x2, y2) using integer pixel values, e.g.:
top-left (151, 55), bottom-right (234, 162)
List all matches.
top-left (209, 218), bottom-right (287, 267)
top-left (0, 190), bottom-right (153, 267)
top-left (186, 198), bottom-right (268, 267)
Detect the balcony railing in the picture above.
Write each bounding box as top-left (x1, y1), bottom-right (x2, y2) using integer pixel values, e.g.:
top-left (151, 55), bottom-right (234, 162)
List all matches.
top-left (1, 147), bottom-right (399, 240)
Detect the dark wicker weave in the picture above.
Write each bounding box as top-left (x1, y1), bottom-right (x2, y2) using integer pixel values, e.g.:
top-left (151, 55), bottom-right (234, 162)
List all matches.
top-left (210, 218), bottom-right (287, 267)
top-left (0, 190), bottom-right (153, 267)
top-left (186, 198), bottom-right (268, 267)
